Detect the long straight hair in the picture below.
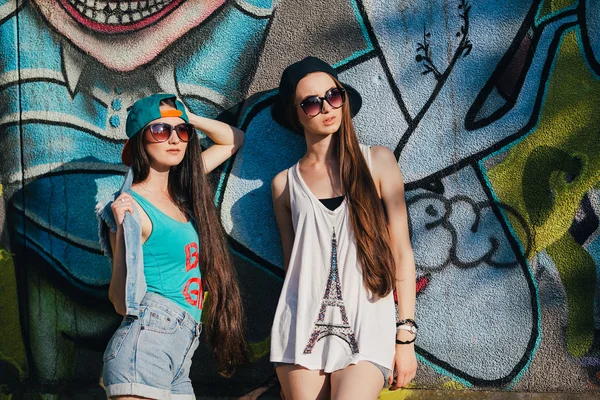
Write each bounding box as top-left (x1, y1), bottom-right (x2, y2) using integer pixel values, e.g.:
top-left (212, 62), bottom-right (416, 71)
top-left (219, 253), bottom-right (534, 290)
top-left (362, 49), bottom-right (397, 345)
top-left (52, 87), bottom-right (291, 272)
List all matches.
top-left (287, 76), bottom-right (396, 297)
top-left (129, 101), bottom-right (248, 376)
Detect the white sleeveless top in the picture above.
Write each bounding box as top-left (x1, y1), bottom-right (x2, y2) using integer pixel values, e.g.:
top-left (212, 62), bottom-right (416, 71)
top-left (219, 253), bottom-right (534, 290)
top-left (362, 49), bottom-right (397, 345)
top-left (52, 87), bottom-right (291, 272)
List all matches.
top-left (270, 144), bottom-right (396, 372)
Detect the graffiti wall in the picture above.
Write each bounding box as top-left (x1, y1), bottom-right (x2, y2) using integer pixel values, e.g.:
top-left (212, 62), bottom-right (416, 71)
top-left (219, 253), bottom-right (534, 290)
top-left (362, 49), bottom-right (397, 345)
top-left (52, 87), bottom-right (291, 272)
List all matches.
top-left (1, 0), bottom-right (599, 396)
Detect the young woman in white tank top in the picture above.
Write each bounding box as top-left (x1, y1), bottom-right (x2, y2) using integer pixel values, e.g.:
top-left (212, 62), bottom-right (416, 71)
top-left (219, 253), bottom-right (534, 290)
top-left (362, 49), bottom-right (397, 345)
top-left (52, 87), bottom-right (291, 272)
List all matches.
top-left (269, 57), bottom-right (418, 399)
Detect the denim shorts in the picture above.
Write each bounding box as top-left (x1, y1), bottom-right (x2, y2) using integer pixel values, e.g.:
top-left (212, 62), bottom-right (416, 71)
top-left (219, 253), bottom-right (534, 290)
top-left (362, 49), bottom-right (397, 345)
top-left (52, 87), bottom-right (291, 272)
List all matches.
top-left (102, 292), bottom-right (202, 399)
top-left (273, 361), bottom-right (392, 388)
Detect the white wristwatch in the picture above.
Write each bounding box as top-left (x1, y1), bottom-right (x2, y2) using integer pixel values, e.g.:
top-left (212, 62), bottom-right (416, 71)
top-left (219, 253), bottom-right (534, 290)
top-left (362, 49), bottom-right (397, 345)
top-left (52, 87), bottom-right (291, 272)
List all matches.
top-left (397, 324), bottom-right (418, 335)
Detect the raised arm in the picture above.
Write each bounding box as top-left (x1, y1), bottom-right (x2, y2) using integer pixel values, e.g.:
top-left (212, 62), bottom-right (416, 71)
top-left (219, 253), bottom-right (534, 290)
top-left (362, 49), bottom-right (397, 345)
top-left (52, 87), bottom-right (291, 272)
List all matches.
top-left (371, 145), bottom-right (417, 389)
top-left (187, 112), bottom-right (245, 174)
top-left (272, 170), bottom-right (295, 272)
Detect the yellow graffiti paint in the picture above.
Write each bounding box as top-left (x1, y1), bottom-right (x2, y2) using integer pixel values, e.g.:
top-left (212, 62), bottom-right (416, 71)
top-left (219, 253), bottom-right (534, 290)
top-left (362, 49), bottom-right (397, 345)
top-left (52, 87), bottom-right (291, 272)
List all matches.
top-left (487, 30), bottom-right (600, 356)
top-left (538, 0), bottom-right (577, 21)
top-left (440, 378), bottom-right (467, 390)
top-left (0, 249), bottom-right (28, 381)
top-left (200, 291), bottom-right (209, 325)
top-left (249, 336), bottom-right (272, 363)
top-left (377, 377), bottom-right (466, 399)
top-left (379, 383), bottom-right (417, 400)
top-left (547, 234), bottom-right (595, 356)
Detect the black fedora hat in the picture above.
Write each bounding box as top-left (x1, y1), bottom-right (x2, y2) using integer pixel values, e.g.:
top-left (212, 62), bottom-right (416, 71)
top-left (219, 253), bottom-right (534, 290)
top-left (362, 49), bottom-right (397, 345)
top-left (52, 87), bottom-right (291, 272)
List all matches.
top-left (271, 56), bottom-right (362, 133)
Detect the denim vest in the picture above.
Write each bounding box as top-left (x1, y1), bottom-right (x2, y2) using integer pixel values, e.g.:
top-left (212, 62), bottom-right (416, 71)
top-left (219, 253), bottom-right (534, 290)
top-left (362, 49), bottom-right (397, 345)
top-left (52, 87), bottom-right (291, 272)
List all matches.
top-left (95, 168), bottom-right (146, 317)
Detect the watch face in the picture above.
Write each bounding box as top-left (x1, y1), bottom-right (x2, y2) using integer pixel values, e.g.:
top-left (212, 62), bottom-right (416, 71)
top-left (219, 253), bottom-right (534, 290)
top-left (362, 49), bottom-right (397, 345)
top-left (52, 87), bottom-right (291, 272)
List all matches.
top-left (410, 326), bottom-right (417, 334)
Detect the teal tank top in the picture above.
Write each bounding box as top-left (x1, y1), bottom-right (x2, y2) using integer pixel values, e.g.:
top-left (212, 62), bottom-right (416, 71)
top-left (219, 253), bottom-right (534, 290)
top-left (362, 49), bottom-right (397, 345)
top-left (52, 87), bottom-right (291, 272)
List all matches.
top-left (131, 191), bottom-right (202, 322)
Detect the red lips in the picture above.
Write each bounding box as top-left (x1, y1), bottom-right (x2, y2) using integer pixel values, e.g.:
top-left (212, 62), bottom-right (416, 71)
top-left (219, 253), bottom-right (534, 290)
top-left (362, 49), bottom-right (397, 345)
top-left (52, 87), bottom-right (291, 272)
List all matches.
top-left (58, 0), bottom-right (185, 34)
top-left (323, 116), bottom-right (337, 126)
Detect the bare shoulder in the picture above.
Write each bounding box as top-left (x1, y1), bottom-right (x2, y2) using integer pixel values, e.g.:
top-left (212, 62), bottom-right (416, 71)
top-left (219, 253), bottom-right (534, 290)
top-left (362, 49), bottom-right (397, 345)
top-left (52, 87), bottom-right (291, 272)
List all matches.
top-left (370, 145), bottom-right (403, 183)
top-left (271, 169), bottom-right (290, 205)
top-left (271, 169), bottom-right (289, 195)
top-left (370, 145), bottom-right (397, 167)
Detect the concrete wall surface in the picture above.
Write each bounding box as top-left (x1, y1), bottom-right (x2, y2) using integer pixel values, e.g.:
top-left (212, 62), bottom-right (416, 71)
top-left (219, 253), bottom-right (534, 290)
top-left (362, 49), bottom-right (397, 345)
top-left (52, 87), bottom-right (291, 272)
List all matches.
top-left (1, 0), bottom-right (599, 396)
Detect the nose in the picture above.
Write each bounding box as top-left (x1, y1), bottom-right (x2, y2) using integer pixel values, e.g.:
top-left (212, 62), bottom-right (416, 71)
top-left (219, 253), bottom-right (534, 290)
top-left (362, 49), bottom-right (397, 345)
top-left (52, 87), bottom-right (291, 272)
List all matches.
top-left (168, 128), bottom-right (180, 144)
top-left (321, 98), bottom-right (333, 114)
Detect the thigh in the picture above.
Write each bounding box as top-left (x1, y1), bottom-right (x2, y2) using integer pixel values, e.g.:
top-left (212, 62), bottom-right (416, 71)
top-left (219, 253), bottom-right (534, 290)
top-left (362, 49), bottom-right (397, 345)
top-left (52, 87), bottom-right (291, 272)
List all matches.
top-left (276, 364), bottom-right (330, 400)
top-left (330, 361), bottom-right (383, 400)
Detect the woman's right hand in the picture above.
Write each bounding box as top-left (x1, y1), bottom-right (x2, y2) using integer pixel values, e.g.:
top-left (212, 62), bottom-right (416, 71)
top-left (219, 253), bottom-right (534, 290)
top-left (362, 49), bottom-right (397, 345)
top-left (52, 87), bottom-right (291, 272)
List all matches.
top-left (111, 193), bottom-right (135, 226)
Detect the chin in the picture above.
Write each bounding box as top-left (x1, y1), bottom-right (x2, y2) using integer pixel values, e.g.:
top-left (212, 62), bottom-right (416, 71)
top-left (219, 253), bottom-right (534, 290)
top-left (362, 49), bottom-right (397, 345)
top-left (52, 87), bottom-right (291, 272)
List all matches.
top-left (168, 157), bottom-right (186, 167)
top-left (306, 123), bottom-right (339, 136)
top-left (319, 125), bottom-right (341, 136)
top-left (149, 156), bottom-right (185, 170)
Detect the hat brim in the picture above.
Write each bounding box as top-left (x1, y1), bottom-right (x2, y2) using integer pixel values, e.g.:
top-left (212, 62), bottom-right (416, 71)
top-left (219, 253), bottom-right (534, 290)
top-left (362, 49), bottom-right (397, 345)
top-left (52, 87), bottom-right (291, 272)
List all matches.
top-left (121, 140), bottom-right (132, 167)
top-left (271, 82), bottom-right (362, 133)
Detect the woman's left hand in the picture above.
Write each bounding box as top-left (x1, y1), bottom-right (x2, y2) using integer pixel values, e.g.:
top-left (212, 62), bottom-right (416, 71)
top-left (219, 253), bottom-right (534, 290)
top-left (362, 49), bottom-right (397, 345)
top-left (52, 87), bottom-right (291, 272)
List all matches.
top-left (177, 98), bottom-right (245, 173)
top-left (389, 342), bottom-right (417, 389)
top-left (179, 98), bottom-right (196, 118)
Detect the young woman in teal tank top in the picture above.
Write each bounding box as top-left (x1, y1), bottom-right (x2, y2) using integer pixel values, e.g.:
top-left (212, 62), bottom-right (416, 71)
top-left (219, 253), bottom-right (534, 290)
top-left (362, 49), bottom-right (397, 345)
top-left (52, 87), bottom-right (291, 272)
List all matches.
top-left (129, 190), bottom-right (204, 322)
top-left (99, 94), bottom-right (248, 399)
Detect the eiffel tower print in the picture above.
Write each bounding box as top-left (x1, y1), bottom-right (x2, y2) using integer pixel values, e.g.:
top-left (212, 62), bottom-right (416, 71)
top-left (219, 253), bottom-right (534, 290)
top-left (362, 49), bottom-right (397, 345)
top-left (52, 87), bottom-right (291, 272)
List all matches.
top-left (304, 229), bottom-right (359, 354)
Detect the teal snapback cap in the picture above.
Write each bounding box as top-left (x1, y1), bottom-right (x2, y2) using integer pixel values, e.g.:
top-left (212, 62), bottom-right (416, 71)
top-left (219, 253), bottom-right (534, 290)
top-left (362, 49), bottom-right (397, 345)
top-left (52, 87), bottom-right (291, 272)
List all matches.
top-left (122, 93), bottom-right (189, 166)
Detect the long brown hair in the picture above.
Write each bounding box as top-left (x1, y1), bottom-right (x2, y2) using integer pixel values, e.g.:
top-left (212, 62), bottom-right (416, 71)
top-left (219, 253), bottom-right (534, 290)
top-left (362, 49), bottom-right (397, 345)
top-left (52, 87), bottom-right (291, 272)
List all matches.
top-left (287, 76), bottom-right (396, 297)
top-left (129, 100), bottom-right (248, 376)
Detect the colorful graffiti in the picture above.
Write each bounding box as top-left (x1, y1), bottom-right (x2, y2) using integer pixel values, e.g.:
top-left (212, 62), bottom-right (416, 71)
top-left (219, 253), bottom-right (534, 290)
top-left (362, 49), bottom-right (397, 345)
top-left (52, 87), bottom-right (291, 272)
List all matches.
top-left (0, 0), bottom-right (278, 395)
top-left (1, 0), bottom-right (599, 396)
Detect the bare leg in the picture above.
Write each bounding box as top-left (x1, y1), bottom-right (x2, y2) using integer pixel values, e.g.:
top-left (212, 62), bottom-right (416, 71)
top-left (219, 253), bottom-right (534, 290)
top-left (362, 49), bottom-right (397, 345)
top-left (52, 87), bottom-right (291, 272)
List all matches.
top-left (276, 364), bottom-right (330, 400)
top-left (330, 361), bottom-right (383, 400)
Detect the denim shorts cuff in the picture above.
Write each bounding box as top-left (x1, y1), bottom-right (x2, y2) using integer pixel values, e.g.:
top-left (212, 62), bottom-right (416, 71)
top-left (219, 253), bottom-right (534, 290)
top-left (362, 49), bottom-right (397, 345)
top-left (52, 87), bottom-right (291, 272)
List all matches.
top-left (104, 382), bottom-right (170, 399)
top-left (172, 394), bottom-right (196, 400)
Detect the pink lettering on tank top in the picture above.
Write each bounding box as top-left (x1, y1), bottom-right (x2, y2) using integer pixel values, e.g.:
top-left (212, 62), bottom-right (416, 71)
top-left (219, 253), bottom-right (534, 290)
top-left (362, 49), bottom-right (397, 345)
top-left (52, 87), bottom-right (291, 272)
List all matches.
top-left (185, 242), bottom-right (199, 272)
top-left (183, 277), bottom-right (203, 310)
top-left (183, 242), bottom-right (202, 309)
